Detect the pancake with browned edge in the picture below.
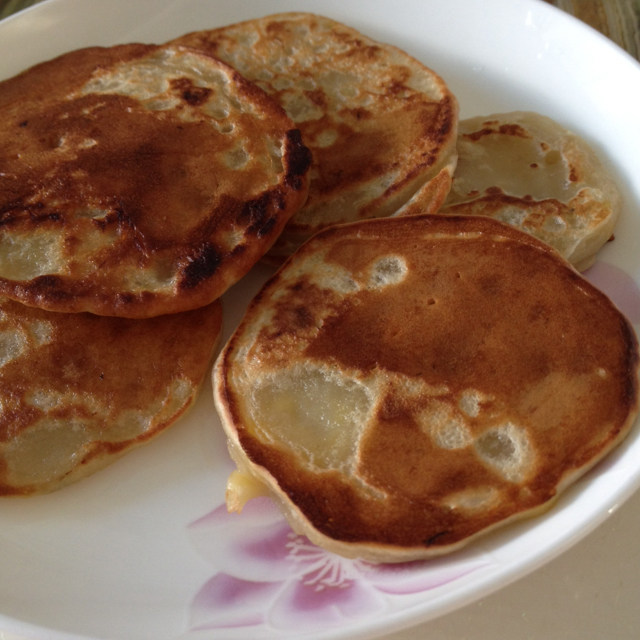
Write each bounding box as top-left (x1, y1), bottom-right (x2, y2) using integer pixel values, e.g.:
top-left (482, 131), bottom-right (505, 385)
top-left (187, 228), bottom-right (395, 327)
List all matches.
top-left (436, 111), bottom-right (620, 271)
top-left (0, 298), bottom-right (222, 495)
top-left (171, 12), bottom-right (458, 259)
top-left (214, 214), bottom-right (638, 562)
top-left (0, 43), bottom-right (310, 318)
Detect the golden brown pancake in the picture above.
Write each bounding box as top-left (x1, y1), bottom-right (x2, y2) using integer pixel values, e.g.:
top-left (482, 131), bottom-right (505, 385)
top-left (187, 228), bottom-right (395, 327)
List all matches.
top-left (214, 214), bottom-right (639, 562)
top-left (437, 111), bottom-right (620, 271)
top-left (0, 43), bottom-right (311, 318)
top-left (170, 12), bottom-right (458, 258)
top-left (0, 297), bottom-right (222, 496)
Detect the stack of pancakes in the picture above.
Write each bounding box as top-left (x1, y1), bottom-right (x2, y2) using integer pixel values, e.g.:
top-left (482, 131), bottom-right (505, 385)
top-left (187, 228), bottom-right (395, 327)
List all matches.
top-left (0, 41), bottom-right (312, 494)
top-left (2, 12), bottom-right (637, 563)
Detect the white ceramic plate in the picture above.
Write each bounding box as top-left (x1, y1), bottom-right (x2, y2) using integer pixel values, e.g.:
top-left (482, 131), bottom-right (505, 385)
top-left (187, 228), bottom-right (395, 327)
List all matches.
top-left (1, 1), bottom-right (640, 639)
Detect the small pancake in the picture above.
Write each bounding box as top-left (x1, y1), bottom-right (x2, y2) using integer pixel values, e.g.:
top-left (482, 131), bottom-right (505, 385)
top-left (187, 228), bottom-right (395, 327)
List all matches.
top-left (171, 12), bottom-right (458, 258)
top-left (0, 43), bottom-right (311, 318)
top-left (437, 111), bottom-right (620, 270)
top-left (214, 214), bottom-right (639, 562)
top-left (0, 297), bottom-right (222, 496)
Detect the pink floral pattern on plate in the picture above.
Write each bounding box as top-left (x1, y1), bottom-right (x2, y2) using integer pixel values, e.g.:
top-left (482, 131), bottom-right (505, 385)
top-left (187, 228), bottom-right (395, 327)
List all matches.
top-left (583, 260), bottom-right (640, 324)
top-left (187, 260), bottom-right (640, 636)
top-left (187, 497), bottom-right (490, 635)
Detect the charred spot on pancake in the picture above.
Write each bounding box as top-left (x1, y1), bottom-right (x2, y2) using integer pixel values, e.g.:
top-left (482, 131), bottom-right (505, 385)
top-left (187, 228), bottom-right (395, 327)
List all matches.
top-left (91, 208), bottom-right (120, 231)
top-left (305, 88), bottom-right (329, 110)
top-left (424, 530), bottom-right (452, 546)
top-left (41, 211), bottom-right (61, 223)
top-left (30, 275), bottom-right (69, 299)
top-left (230, 243), bottom-right (247, 258)
top-left (498, 123), bottom-right (530, 138)
top-left (292, 305), bottom-right (315, 329)
top-left (0, 202), bottom-right (54, 226)
top-left (351, 107), bottom-right (371, 121)
top-left (462, 128), bottom-right (494, 142)
top-left (254, 215), bottom-right (277, 237)
top-left (463, 123), bottom-right (531, 143)
top-left (284, 129), bottom-right (313, 190)
top-left (170, 77), bottom-right (212, 106)
top-left (437, 105), bottom-right (456, 138)
top-left (114, 291), bottom-right (138, 307)
top-left (179, 242), bottom-right (222, 290)
top-left (239, 193), bottom-right (281, 238)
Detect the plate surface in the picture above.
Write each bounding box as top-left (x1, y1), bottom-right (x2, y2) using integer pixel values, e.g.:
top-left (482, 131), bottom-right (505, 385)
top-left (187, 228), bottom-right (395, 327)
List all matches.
top-left (1, 1), bottom-right (640, 639)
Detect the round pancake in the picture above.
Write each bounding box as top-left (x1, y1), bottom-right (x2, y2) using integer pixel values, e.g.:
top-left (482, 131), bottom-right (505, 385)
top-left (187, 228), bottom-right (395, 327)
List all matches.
top-left (0, 43), bottom-right (311, 318)
top-left (170, 12), bottom-right (458, 258)
top-left (0, 297), bottom-right (222, 496)
top-left (438, 111), bottom-right (620, 271)
top-left (214, 214), bottom-right (639, 562)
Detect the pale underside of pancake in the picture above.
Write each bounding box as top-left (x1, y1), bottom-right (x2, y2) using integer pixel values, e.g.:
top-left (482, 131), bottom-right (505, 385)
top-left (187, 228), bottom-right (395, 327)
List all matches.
top-left (170, 12), bottom-right (458, 258)
top-left (0, 296), bottom-right (222, 496)
top-left (214, 214), bottom-right (639, 563)
top-left (434, 111), bottom-right (621, 271)
top-left (0, 43), bottom-right (311, 318)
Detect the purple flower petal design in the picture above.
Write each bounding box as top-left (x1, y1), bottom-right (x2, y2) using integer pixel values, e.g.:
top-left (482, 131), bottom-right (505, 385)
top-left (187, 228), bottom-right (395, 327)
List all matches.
top-left (583, 261), bottom-right (640, 324)
top-left (268, 559), bottom-right (387, 629)
top-left (188, 497), bottom-right (308, 582)
top-left (190, 573), bottom-right (283, 630)
top-left (187, 497), bottom-right (492, 633)
top-left (364, 554), bottom-right (490, 595)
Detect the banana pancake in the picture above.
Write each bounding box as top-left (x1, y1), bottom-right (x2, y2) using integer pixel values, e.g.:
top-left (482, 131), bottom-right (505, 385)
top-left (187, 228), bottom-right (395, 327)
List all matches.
top-left (170, 12), bottom-right (458, 259)
top-left (437, 111), bottom-right (620, 271)
top-left (0, 297), bottom-right (222, 496)
top-left (0, 43), bottom-right (311, 318)
top-left (214, 214), bottom-right (639, 562)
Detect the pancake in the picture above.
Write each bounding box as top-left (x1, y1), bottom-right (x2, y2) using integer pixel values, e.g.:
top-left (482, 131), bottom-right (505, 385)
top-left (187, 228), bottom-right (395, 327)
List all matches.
top-left (0, 297), bottom-right (222, 496)
top-left (170, 12), bottom-right (458, 259)
top-left (0, 43), bottom-right (311, 318)
top-left (214, 214), bottom-right (639, 562)
top-left (437, 111), bottom-right (621, 271)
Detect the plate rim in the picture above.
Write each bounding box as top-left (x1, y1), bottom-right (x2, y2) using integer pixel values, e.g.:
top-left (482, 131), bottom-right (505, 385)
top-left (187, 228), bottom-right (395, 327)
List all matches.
top-left (1, 1), bottom-right (640, 639)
